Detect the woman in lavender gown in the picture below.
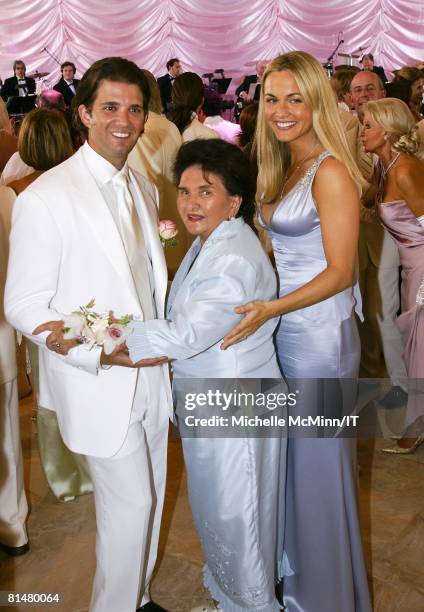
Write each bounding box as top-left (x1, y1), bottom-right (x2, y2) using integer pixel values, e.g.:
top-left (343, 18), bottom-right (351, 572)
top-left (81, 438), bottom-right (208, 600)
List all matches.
top-left (223, 51), bottom-right (371, 611)
top-left (362, 98), bottom-right (424, 453)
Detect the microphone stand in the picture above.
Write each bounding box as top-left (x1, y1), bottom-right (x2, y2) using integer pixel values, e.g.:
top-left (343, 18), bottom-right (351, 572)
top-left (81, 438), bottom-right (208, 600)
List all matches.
top-left (326, 39), bottom-right (344, 65)
top-left (41, 46), bottom-right (61, 65)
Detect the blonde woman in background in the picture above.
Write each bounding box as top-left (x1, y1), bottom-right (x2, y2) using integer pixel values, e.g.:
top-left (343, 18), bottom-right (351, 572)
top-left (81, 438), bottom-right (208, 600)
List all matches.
top-left (362, 98), bottom-right (424, 453)
top-left (3, 108), bottom-right (92, 502)
top-left (223, 51), bottom-right (371, 612)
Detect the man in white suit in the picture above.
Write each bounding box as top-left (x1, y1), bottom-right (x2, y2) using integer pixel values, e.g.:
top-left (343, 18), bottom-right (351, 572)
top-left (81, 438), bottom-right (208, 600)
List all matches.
top-left (5, 58), bottom-right (171, 612)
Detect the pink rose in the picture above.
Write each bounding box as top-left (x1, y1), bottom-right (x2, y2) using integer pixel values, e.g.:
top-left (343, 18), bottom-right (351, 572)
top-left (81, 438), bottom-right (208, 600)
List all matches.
top-left (108, 325), bottom-right (123, 339)
top-left (159, 219), bottom-right (178, 241)
top-left (103, 324), bottom-right (127, 355)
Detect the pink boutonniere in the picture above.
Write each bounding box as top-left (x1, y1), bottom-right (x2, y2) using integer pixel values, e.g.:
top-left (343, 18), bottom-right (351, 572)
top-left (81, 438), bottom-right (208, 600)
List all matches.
top-left (158, 219), bottom-right (178, 247)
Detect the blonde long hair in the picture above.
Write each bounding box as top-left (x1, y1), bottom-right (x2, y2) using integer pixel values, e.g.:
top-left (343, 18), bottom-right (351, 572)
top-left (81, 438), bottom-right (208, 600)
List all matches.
top-left (364, 98), bottom-right (420, 155)
top-left (256, 51), bottom-right (361, 204)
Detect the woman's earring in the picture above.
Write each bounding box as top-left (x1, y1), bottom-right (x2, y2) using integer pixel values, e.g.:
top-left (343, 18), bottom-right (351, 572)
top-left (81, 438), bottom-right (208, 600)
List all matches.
top-left (384, 133), bottom-right (389, 141)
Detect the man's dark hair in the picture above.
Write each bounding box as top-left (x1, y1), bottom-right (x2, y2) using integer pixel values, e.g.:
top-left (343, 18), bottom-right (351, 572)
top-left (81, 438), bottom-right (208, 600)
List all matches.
top-left (361, 53), bottom-right (374, 63)
top-left (13, 60), bottom-right (25, 72)
top-left (202, 87), bottom-right (223, 117)
top-left (72, 57), bottom-right (150, 134)
top-left (166, 58), bottom-right (180, 71)
top-left (173, 138), bottom-right (256, 231)
top-left (61, 61), bottom-right (76, 74)
top-left (385, 78), bottom-right (412, 105)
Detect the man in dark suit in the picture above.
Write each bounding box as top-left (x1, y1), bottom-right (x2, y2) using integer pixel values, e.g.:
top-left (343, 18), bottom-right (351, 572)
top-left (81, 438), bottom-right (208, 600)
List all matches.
top-left (1, 60), bottom-right (36, 101)
top-left (53, 61), bottom-right (80, 109)
top-left (235, 60), bottom-right (267, 103)
top-left (157, 58), bottom-right (182, 111)
top-left (360, 53), bottom-right (387, 84)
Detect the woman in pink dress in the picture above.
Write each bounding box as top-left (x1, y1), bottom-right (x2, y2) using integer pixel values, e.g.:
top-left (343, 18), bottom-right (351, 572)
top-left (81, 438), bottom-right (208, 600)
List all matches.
top-left (362, 97), bottom-right (424, 453)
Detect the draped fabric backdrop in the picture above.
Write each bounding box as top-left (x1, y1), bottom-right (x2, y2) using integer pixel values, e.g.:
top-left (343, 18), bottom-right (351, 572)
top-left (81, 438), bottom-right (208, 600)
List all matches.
top-left (0, 1), bottom-right (423, 91)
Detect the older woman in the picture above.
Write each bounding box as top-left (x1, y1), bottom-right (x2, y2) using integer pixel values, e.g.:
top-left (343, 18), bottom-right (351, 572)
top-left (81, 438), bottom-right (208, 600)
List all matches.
top-left (362, 98), bottom-right (424, 453)
top-left (168, 72), bottom-right (218, 141)
top-left (222, 51), bottom-right (371, 612)
top-left (37, 139), bottom-right (284, 612)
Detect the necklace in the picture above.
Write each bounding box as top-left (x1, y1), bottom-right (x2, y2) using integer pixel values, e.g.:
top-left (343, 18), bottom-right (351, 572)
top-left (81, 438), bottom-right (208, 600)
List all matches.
top-left (382, 152), bottom-right (401, 176)
top-left (281, 142), bottom-right (319, 196)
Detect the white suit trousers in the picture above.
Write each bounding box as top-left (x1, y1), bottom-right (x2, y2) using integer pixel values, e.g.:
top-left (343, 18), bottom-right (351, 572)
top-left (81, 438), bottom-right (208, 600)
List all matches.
top-left (86, 367), bottom-right (169, 612)
top-left (0, 378), bottom-right (28, 547)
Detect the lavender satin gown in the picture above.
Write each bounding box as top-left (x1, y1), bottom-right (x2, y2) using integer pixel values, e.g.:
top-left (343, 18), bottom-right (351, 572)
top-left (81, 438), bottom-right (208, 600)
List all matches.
top-left (259, 152), bottom-right (371, 612)
top-left (378, 200), bottom-right (424, 429)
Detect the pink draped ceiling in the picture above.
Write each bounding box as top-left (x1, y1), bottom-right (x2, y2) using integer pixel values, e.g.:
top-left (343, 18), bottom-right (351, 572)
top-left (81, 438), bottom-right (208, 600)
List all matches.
top-left (0, 0), bottom-right (423, 90)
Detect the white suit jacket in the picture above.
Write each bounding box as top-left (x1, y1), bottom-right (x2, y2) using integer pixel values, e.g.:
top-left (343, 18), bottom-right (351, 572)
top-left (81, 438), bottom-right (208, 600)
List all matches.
top-left (5, 147), bottom-right (172, 457)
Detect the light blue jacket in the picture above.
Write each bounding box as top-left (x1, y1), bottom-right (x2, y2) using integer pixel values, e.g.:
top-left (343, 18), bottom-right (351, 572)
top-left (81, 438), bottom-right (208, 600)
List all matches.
top-left (127, 217), bottom-right (281, 378)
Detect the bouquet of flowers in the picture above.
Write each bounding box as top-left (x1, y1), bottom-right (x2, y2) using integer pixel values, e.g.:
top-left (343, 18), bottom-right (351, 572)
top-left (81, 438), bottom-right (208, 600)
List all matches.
top-left (63, 299), bottom-right (133, 355)
top-left (158, 219), bottom-right (178, 247)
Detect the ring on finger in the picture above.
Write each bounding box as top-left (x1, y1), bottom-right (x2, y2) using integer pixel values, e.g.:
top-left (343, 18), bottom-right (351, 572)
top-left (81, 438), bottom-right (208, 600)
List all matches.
top-left (53, 341), bottom-right (61, 349)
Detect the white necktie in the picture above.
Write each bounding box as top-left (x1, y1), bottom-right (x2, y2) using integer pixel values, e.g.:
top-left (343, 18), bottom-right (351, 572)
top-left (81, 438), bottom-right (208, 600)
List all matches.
top-left (112, 172), bottom-right (155, 320)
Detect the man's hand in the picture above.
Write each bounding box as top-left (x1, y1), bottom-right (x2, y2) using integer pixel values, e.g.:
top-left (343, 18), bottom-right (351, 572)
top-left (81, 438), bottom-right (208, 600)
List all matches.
top-left (33, 320), bottom-right (78, 355)
top-left (100, 344), bottom-right (169, 368)
top-left (239, 91), bottom-right (251, 102)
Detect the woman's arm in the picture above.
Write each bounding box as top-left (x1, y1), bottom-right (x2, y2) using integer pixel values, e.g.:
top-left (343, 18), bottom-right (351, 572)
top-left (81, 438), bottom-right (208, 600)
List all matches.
top-left (221, 158), bottom-right (359, 348)
top-left (127, 254), bottom-right (260, 362)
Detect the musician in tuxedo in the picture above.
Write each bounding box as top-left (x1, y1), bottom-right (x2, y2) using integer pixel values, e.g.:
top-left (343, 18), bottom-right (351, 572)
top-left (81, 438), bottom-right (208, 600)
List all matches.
top-left (157, 58), bottom-right (182, 111)
top-left (360, 53), bottom-right (388, 84)
top-left (53, 61), bottom-right (80, 108)
top-left (235, 60), bottom-right (267, 103)
top-left (1, 60), bottom-right (36, 101)
top-left (5, 57), bottom-right (172, 612)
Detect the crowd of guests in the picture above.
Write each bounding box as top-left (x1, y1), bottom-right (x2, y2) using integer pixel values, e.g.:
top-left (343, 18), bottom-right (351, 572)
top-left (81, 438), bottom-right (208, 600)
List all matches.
top-left (0, 49), bottom-right (423, 612)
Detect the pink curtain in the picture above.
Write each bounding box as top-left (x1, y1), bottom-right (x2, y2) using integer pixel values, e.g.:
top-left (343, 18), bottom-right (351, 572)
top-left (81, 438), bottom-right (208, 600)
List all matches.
top-left (0, 1), bottom-right (423, 90)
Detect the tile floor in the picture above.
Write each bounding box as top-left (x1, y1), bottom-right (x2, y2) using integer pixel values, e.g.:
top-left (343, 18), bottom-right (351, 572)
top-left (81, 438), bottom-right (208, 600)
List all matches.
top-left (0, 394), bottom-right (423, 611)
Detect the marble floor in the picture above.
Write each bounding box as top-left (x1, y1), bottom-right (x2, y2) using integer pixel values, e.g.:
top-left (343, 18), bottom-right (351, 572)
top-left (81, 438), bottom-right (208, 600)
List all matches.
top-left (1, 394), bottom-right (423, 612)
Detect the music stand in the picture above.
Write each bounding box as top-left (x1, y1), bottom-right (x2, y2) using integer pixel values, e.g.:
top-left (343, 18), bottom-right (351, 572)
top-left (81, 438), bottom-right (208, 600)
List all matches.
top-left (212, 78), bottom-right (232, 94)
top-left (6, 95), bottom-right (36, 115)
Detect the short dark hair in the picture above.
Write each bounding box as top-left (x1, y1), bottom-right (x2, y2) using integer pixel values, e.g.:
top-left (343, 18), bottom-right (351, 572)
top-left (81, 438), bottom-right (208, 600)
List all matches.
top-left (166, 58), bottom-right (180, 71)
top-left (13, 60), bottom-right (25, 72)
top-left (202, 87), bottom-right (223, 117)
top-left (173, 138), bottom-right (256, 230)
top-left (385, 78), bottom-right (412, 105)
top-left (61, 61), bottom-right (76, 74)
top-left (361, 53), bottom-right (374, 63)
top-left (72, 57), bottom-right (150, 134)
top-left (393, 66), bottom-right (423, 85)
